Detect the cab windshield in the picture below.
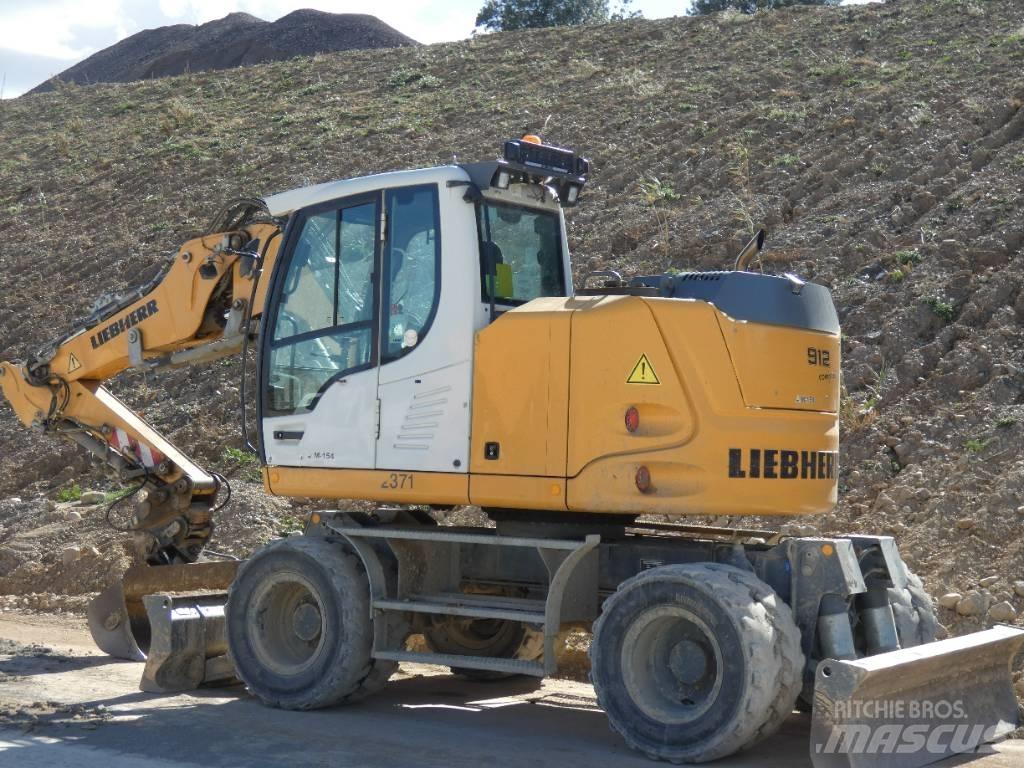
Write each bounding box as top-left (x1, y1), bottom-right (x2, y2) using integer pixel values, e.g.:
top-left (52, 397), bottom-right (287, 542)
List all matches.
top-left (476, 201), bottom-right (565, 305)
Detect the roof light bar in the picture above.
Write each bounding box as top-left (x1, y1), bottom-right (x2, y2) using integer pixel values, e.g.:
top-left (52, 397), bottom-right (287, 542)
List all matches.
top-left (456, 138), bottom-right (591, 207)
top-left (503, 138), bottom-right (590, 178)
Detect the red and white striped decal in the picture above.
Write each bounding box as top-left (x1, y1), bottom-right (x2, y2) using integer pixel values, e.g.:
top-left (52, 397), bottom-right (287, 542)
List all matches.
top-left (108, 429), bottom-right (166, 469)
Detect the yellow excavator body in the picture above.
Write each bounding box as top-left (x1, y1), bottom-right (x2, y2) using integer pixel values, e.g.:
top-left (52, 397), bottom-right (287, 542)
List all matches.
top-left (262, 292), bottom-right (840, 517)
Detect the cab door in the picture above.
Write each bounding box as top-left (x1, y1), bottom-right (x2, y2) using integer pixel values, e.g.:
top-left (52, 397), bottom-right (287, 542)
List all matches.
top-left (374, 183), bottom-right (471, 473)
top-left (260, 193), bottom-right (381, 469)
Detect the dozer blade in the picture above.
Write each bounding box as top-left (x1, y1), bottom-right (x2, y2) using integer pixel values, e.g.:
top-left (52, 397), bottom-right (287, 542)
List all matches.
top-left (86, 560), bottom-right (240, 661)
top-left (140, 592), bottom-right (235, 692)
top-left (811, 625), bottom-right (1024, 768)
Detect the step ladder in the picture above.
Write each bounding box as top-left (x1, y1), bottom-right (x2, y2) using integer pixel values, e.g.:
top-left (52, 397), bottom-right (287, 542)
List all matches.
top-left (325, 514), bottom-right (600, 677)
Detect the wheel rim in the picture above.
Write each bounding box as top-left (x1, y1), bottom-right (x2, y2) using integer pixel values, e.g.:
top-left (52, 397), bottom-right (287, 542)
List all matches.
top-left (248, 571), bottom-right (326, 676)
top-left (620, 605), bottom-right (724, 723)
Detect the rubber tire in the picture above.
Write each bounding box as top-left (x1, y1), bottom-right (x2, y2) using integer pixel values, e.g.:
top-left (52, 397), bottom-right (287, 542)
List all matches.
top-left (590, 564), bottom-right (804, 763)
top-left (889, 567), bottom-right (939, 647)
top-left (423, 617), bottom-right (542, 681)
top-left (226, 536), bottom-right (396, 709)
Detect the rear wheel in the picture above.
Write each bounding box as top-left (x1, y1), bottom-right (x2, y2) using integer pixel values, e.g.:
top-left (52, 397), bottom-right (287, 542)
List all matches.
top-left (423, 616), bottom-right (542, 680)
top-left (590, 564), bottom-right (803, 763)
top-left (226, 537), bottom-right (396, 709)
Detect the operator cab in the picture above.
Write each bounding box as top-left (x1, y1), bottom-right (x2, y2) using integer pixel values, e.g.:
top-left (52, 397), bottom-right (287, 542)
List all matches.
top-left (256, 138), bottom-right (589, 477)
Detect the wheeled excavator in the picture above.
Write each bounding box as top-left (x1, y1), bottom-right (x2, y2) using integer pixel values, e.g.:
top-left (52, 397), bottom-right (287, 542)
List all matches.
top-left (1, 136), bottom-right (1022, 767)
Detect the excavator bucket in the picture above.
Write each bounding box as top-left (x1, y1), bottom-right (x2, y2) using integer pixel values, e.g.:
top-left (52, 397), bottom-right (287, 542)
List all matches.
top-left (810, 625), bottom-right (1024, 768)
top-left (87, 561), bottom-right (240, 666)
top-left (139, 592), bottom-right (235, 692)
top-left (87, 580), bottom-right (147, 661)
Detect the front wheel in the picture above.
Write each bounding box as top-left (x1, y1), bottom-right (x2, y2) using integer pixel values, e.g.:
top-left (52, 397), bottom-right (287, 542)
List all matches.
top-left (590, 564), bottom-right (803, 763)
top-left (226, 537), bottom-right (395, 709)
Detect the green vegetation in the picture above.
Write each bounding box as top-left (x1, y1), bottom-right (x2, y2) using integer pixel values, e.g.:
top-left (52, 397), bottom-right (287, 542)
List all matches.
top-left (766, 107), bottom-right (806, 123)
top-left (925, 296), bottom-right (956, 323)
top-left (475, 0), bottom-right (637, 32)
top-left (1003, 27), bottom-right (1024, 45)
top-left (56, 484), bottom-right (83, 503)
top-left (387, 68), bottom-right (442, 90)
top-left (895, 248), bottom-right (921, 266)
top-left (221, 446), bottom-right (262, 482)
top-left (690, 0), bottom-right (840, 13)
top-left (277, 514), bottom-right (306, 536)
top-left (103, 487), bottom-right (136, 504)
top-left (638, 176), bottom-right (680, 204)
top-left (964, 437), bottom-right (995, 453)
top-left (839, 389), bottom-right (878, 433)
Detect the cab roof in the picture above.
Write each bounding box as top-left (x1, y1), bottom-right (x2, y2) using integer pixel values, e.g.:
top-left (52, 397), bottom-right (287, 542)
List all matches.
top-left (261, 165), bottom-right (469, 217)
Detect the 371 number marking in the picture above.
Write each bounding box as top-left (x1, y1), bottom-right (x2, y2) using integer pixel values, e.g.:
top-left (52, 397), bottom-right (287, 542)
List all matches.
top-left (380, 472), bottom-right (414, 490)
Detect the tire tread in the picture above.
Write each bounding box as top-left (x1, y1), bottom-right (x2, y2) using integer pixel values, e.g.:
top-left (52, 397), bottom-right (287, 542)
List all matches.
top-left (227, 536), bottom-right (395, 710)
top-left (590, 563), bottom-right (803, 763)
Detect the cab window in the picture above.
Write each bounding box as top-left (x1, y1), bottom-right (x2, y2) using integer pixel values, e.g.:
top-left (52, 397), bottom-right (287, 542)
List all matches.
top-left (265, 185), bottom-right (442, 416)
top-left (267, 199), bottom-right (378, 414)
top-left (382, 186), bottom-right (441, 361)
top-left (477, 202), bottom-right (565, 305)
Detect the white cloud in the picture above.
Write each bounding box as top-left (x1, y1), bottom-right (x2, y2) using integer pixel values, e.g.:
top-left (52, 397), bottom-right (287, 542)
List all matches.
top-left (0, 0), bottom-right (129, 59)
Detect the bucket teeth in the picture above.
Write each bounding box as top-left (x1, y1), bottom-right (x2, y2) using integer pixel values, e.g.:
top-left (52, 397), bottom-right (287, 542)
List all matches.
top-left (810, 625), bottom-right (1024, 768)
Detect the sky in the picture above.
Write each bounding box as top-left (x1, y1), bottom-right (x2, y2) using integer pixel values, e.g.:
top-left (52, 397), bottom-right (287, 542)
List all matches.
top-left (0, 0), bottom-right (877, 98)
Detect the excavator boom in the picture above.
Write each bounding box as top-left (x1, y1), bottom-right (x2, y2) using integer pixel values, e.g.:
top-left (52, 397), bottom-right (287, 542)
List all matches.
top-left (0, 202), bottom-right (282, 656)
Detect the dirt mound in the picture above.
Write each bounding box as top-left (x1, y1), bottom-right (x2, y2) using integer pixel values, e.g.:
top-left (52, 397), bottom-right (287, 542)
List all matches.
top-left (0, 0), bottom-right (1023, 641)
top-left (28, 10), bottom-right (417, 94)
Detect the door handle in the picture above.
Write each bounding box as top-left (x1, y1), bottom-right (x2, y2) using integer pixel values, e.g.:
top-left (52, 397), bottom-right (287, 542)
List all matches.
top-left (273, 430), bottom-right (304, 441)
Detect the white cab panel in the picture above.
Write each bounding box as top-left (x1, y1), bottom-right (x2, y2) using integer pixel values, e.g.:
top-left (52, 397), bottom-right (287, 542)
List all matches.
top-left (375, 179), bottom-right (479, 472)
top-left (376, 361), bottom-right (471, 472)
top-left (262, 368), bottom-right (378, 469)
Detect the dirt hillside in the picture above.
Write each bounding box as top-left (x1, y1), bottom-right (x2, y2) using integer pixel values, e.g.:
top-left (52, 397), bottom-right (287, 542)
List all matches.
top-left (28, 10), bottom-right (417, 94)
top-left (0, 0), bottom-right (1023, 644)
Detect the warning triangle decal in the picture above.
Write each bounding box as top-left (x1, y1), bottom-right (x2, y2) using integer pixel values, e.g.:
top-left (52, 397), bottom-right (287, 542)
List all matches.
top-left (626, 354), bottom-right (660, 385)
top-left (67, 353), bottom-right (82, 374)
